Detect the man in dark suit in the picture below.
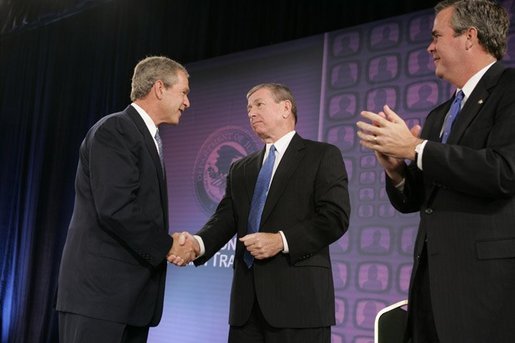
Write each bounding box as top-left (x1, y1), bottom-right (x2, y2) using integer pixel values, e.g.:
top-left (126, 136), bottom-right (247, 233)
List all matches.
top-left (177, 83), bottom-right (350, 342)
top-left (56, 56), bottom-right (195, 342)
top-left (357, 1), bottom-right (515, 342)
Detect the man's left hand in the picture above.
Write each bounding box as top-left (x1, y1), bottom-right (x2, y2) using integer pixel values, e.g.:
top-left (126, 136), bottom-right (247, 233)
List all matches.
top-left (240, 232), bottom-right (284, 260)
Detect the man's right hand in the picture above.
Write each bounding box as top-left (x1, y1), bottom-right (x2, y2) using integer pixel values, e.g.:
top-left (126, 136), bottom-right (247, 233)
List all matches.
top-left (167, 232), bottom-right (200, 266)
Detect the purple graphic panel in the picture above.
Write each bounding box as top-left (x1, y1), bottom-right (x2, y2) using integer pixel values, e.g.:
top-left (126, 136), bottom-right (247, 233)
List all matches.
top-left (149, 1), bottom-right (515, 342)
top-left (151, 36), bottom-right (324, 342)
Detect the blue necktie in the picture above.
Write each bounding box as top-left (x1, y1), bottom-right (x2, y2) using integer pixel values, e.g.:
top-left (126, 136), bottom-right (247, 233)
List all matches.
top-left (244, 145), bottom-right (277, 268)
top-left (155, 130), bottom-right (164, 172)
top-left (441, 90), bottom-right (464, 143)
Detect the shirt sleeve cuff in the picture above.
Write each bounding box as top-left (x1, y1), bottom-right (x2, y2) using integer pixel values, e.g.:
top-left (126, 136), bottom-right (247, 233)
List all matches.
top-left (416, 140), bottom-right (428, 170)
top-left (394, 178), bottom-right (406, 190)
top-left (279, 230), bottom-right (289, 253)
top-left (193, 235), bottom-right (206, 257)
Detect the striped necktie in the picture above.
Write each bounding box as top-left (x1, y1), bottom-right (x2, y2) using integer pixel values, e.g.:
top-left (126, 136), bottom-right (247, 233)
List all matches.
top-left (441, 90), bottom-right (464, 143)
top-left (155, 129), bottom-right (164, 172)
top-left (244, 145), bottom-right (277, 268)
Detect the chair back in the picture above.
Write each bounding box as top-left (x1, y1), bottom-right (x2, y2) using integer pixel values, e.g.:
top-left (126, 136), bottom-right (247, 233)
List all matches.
top-left (374, 299), bottom-right (408, 343)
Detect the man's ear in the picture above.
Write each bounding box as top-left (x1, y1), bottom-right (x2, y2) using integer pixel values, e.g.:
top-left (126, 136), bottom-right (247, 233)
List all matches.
top-left (153, 80), bottom-right (166, 100)
top-left (282, 100), bottom-right (292, 118)
top-left (465, 26), bottom-right (478, 50)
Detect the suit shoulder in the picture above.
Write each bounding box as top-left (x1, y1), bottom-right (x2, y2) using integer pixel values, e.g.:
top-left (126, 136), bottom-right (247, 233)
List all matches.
top-left (82, 110), bottom-right (141, 152)
top-left (498, 67), bottom-right (515, 86)
top-left (87, 110), bottom-right (136, 138)
top-left (91, 110), bottom-right (131, 131)
top-left (501, 66), bottom-right (515, 76)
top-left (232, 149), bottom-right (261, 169)
top-left (301, 138), bottom-right (340, 153)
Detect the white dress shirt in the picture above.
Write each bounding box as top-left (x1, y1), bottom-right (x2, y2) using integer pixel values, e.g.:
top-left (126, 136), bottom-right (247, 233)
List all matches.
top-left (195, 130), bottom-right (297, 257)
top-left (131, 103), bottom-right (160, 154)
top-left (414, 61), bottom-right (496, 170)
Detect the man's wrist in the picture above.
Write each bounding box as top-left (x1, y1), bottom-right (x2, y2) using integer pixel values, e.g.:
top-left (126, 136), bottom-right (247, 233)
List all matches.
top-left (278, 230), bottom-right (289, 253)
top-left (193, 235), bottom-right (205, 257)
top-left (415, 140), bottom-right (428, 170)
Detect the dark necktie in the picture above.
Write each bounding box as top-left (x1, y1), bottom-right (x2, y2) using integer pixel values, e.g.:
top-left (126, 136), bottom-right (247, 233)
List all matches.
top-left (441, 90), bottom-right (464, 143)
top-left (155, 129), bottom-right (164, 172)
top-left (244, 145), bottom-right (277, 268)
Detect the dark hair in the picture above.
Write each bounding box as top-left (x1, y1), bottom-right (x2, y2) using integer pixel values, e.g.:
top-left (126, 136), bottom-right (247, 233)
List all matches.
top-left (435, 0), bottom-right (509, 60)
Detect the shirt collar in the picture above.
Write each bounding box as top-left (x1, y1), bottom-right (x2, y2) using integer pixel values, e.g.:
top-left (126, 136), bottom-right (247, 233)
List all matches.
top-left (265, 130), bottom-right (296, 157)
top-left (459, 61), bottom-right (496, 101)
top-left (131, 102), bottom-right (158, 137)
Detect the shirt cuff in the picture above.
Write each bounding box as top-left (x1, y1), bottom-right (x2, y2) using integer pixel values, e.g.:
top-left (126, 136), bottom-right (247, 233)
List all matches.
top-left (193, 235), bottom-right (206, 257)
top-left (394, 178), bottom-right (405, 191)
top-left (279, 230), bottom-right (289, 253)
top-left (416, 140), bottom-right (428, 170)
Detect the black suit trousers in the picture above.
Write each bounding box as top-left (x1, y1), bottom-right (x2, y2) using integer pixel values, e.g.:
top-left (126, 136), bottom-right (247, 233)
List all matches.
top-left (406, 243), bottom-right (439, 343)
top-left (227, 269), bottom-right (330, 343)
top-left (59, 310), bottom-right (149, 342)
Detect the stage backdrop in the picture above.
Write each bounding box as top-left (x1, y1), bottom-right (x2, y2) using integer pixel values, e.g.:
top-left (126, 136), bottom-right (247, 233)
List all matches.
top-left (151, 3), bottom-right (515, 343)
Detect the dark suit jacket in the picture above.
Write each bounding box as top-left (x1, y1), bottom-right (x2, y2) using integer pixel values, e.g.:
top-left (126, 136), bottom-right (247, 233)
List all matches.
top-left (195, 133), bottom-right (350, 328)
top-left (56, 105), bottom-right (173, 327)
top-left (387, 62), bottom-right (515, 342)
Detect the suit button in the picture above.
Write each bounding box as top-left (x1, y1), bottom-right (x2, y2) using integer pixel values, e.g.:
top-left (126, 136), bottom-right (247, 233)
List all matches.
top-left (424, 208), bottom-right (433, 214)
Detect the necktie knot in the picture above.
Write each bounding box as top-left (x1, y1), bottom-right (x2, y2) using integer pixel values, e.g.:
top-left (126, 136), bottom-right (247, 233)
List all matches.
top-left (441, 90), bottom-right (464, 143)
top-left (455, 90), bottom-right (464, 102)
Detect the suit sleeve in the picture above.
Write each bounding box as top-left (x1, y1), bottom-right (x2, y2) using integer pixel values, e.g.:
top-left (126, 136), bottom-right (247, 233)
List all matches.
top-left (284, 144), bottom-right (350, 263)
top-left (385, 162), bottom-right (426, 214)
top-left (194, 163), bottom-right (239, 265)
top-left (87, 118), bottom-right (172, 267)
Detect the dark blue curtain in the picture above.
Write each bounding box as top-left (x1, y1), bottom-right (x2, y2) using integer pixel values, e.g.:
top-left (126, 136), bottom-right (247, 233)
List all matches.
top-left (0, 0), bottom-right (434, 341)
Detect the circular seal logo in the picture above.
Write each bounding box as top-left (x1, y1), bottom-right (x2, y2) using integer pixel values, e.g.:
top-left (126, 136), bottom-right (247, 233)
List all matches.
top-left (194, 126), bottom-right (259, 214)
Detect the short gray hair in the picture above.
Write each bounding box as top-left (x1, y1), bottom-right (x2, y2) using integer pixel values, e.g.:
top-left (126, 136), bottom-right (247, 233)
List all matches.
top-left (130, 56), bottom-right (189, 101)
top-left (435, 0), bottom-right (509, 60)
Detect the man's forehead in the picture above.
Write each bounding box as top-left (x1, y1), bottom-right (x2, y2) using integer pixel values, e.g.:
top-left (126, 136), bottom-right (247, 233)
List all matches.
top-left (249, 95), bottom-right (265, 102)
top-left (249, 88), bottom-right (271, 100)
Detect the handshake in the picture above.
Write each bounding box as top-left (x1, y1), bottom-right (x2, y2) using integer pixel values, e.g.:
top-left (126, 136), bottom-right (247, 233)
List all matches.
top-left (167, 232), bottom-right (200, 266)
top-left (165, 231), bottom-right (285, 266)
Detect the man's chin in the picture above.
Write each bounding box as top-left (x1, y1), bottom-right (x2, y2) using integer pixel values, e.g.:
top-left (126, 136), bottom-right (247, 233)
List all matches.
top-left (433, 65), bottom-right (444, 79)
top-left (168, 113), bottom-right (181, 125)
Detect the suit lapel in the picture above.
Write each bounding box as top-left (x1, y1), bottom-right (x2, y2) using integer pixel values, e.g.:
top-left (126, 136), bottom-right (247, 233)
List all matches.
top-left (125, 105), bottom-right (168, 224)
top-left (447, 62), bottom-right (505, 144)
top-left (244, 149), bottom-right (264, 205)
top-left (126, 105), bottom-right (164, 180)
top-left (424, 99), bottom-right (453, 141)
top-left (261, 134), bottom-right (305, 225)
